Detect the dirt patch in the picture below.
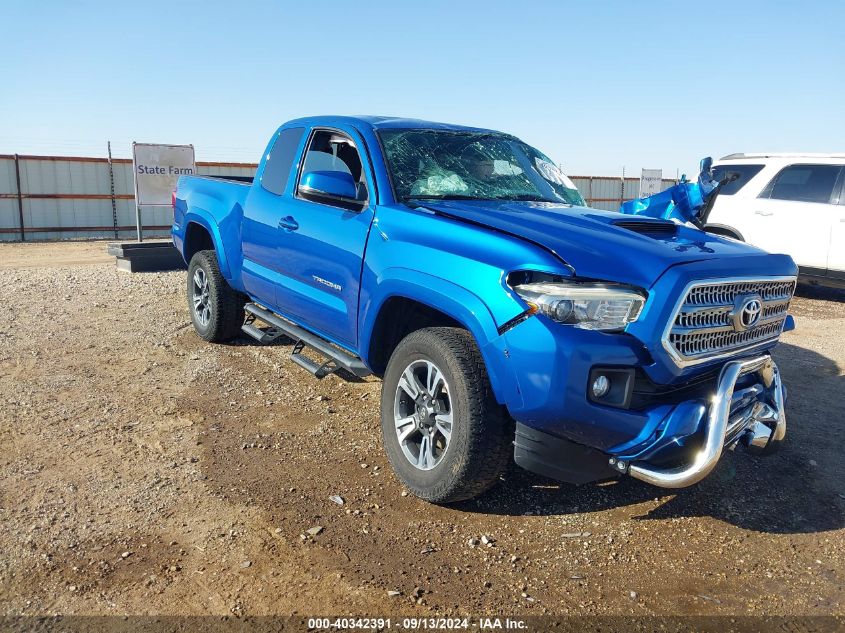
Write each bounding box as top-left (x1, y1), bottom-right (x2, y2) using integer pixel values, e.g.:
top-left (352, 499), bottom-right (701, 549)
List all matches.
top-left (0, 241), bottom-right (843, 617)
top-left (0, 239), bottom-right (162, 270)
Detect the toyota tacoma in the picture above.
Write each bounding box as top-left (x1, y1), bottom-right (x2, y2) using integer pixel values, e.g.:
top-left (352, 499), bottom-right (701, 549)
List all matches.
top-left (172, 116), bottom-right (796, 503)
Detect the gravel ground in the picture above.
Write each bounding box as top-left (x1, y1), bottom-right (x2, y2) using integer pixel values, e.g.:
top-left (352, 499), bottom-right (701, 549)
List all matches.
top-left (0, 240), bottom-right (843, 617)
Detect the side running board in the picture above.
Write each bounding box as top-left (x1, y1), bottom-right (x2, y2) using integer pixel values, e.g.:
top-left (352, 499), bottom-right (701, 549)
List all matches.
top-left (241, 303), bottom-right (371, 380)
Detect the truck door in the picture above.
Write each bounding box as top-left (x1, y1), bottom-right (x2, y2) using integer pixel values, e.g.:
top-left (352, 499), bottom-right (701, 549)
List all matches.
top-left (241, 126), bottom-right (306, 304)
top-left (746, 163), bottom-right (841, 270)
top-left (707, 162), bottom-right (765, 237)
top-left (272, 127), bottom-right (376, 348)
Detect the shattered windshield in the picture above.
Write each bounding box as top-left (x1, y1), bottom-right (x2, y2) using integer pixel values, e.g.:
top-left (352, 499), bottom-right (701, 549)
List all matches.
top-left (378, 129), bottom-right (585, 205)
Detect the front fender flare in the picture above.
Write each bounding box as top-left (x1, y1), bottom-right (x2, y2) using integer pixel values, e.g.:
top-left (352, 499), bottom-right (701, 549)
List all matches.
top-left (359, 268), bottom-right (521, 407)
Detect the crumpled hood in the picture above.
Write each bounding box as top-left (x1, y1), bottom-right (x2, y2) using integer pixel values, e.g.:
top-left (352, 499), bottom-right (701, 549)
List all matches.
top-left (419, 200), bottom-right (778, 289)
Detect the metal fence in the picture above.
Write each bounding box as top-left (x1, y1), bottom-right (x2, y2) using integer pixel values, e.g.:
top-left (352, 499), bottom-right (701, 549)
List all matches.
top-left (0, 154), bottom-right (677, 241)
top-left (570, 175), bottom-right (679, 212)
top-left (0, 154), bottom-right (256, 241)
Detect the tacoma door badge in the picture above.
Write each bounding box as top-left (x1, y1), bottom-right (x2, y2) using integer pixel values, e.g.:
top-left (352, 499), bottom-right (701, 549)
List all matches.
top-left (313, 275), bottom-right (342, 292)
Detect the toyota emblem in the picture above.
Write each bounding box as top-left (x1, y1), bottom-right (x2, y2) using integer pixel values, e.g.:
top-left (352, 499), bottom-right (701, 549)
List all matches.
top-left (732, 295), bottom-right (763, 331)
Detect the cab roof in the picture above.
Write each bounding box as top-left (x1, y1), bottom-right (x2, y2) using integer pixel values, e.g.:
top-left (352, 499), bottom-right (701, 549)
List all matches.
top-left (283, 115), bottom-right (505, 135)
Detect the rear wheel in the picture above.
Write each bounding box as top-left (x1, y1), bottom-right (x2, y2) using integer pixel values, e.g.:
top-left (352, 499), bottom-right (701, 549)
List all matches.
top-left (186, 250), bottom-right (245, 342)
top-left (380, 327), bottom-right (512, 503)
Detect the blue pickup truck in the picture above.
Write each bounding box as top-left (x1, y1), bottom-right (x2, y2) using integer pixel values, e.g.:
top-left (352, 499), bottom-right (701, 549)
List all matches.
top-left (172, 116), bottom-right (796, 503)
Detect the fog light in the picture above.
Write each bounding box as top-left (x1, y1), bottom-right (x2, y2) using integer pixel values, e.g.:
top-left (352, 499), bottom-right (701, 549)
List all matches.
top-left (592, 375), bottom-right (611, 398)
top-left (588, 367), bottom-right (635, 408)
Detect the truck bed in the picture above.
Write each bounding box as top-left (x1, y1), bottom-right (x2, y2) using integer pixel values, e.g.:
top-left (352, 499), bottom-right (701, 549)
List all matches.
top-left (172, 174), bottom-right (253, 283)
top-left (203, 175), bottom-right (254, 184)
top-left (175, 175), bottom-right (251, 211)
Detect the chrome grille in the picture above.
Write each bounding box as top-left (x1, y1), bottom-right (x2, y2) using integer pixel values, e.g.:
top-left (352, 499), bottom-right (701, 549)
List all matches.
top-left (664, 278), bottom-right (796, 365)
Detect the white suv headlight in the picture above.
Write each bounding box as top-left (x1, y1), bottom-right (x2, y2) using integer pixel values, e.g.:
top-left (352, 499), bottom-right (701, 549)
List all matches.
top-left (513, 281), bottom-right (646, 332)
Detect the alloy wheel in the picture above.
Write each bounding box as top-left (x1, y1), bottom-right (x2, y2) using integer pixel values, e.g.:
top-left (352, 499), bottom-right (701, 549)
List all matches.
top-left (393, 359), bottom-right (454, 470)
top-left (192, 268), bottom-right (211, 327)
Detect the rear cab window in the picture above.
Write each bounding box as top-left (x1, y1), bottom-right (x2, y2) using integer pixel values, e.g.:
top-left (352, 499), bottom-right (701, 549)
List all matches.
top-left (759, 164), bottom-right (843, 204)
top-left (711, 163), bottom-right (764, 195)
top-left (261, 127), bottom-right (304, 195)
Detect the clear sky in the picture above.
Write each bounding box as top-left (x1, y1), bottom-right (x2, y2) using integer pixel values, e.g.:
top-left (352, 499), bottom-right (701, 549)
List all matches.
top-left (1, 0), bottom-right (843, 177)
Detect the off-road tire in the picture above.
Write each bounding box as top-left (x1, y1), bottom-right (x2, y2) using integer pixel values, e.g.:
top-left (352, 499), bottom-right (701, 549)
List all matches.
top-left (380, 327), bottom-right (513, 503)
top-left (186, 250), bottom-right (245, 342)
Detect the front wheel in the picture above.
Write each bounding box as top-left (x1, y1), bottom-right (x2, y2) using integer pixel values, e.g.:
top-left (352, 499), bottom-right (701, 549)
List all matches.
top-left (380, 327), bottom-right (512, 503)
top-left (186, 250), bottom-right (245, 342)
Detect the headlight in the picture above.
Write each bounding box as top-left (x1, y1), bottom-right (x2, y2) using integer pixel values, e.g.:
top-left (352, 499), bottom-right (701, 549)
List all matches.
top-left (512, 281), bottom-right (646, 331)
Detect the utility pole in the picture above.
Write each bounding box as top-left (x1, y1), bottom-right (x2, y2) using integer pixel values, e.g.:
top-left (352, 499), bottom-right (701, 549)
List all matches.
top-left (14, 154), bottom-right (25, 241)
top-left (107, 142), bottom-right (118, 239)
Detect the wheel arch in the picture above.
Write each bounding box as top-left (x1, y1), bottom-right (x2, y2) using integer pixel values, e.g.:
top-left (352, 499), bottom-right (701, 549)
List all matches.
top-left (182, 212), bottom-right (232, 277)
top-left (360, 270), bottom-right (514, 405)
top-left (704, 223), bottom-right (745, 241)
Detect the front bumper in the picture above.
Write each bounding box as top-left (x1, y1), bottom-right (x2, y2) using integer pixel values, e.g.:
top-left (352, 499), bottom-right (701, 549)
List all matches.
top-left (513, 353), bottom-right (786, 488)
top-left (621, 354), bottom-right (785, 488)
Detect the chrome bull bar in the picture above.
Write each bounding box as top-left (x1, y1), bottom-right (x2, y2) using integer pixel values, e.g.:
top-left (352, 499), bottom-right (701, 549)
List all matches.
top-left (625, 354), bottom-right (786, 489)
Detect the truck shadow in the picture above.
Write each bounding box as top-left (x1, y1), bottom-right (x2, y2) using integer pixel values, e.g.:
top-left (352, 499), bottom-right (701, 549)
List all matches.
top-left (462, 342), bottom-right (845, 535)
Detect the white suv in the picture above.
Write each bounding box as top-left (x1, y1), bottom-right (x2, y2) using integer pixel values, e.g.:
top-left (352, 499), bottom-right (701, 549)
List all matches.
top-left (705, 153), bottom-right (845, 288)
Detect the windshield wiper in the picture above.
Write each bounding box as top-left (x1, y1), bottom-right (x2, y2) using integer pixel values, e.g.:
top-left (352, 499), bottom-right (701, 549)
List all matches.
top-left (407, 194), bottom-right (482, 201)
top-left (406, 194), bottom-right (562, 204)
top-left (499, 194), bottom-right (559, 202)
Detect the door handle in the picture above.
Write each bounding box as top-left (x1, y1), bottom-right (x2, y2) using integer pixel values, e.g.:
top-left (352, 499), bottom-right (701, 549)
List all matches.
top-left (754, 210), bottom-right (774, 217)
top-left (278, 215), bottom-right (299, 231)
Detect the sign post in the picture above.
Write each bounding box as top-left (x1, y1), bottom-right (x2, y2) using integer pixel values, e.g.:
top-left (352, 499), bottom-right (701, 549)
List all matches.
top-left (639, 168), bottom-right (663, 198)
top-left (132, 142), bottom-right (196, 242)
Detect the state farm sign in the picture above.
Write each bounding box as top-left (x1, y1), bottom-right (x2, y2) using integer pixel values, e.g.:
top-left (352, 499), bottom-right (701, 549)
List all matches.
top-left (132, 142), bottom-right (196, 207)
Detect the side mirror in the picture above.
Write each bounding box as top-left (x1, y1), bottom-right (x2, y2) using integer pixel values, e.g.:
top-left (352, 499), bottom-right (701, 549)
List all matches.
top-left (299, 170), bottom-right (359, 202)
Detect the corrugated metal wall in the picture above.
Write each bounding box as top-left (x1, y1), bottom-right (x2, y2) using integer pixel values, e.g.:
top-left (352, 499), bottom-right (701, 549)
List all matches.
top-left (0, 154), bottom-right (676, 241)
top-left (570, 176), bottom-right (678, 212)
top-left (0, 155), bottom-right (258, 241)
